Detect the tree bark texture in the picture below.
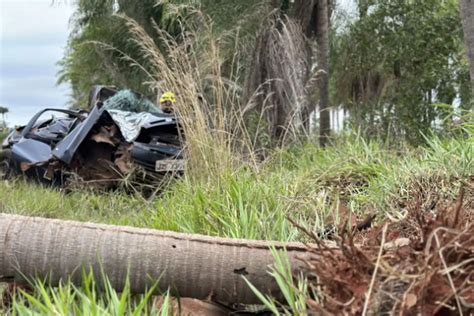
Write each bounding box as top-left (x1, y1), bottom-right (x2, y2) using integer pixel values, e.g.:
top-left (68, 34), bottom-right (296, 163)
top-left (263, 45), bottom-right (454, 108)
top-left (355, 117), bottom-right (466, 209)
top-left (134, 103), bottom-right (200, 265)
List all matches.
top-left (460, 0), bottom-right (474, 94)
top-left (316, 0), bottom-right (331, 147)
top-left (246, 15), bottom-right (311, 145)
top-left (0, 214), bottom-right (309, 304)
top-left (292, 0), bottom-right (332, 146)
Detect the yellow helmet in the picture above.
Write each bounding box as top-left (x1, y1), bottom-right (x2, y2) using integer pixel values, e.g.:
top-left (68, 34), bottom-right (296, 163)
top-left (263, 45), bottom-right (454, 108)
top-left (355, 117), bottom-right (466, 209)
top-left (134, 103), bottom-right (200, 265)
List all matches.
top-left (160, 91), bottom-right (176, 104)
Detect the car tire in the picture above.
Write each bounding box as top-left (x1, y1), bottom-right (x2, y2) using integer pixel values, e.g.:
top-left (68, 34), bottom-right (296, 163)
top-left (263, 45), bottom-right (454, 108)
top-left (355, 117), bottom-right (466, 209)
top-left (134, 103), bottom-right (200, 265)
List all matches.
top-left (0, 149), bottom-right (14, 179)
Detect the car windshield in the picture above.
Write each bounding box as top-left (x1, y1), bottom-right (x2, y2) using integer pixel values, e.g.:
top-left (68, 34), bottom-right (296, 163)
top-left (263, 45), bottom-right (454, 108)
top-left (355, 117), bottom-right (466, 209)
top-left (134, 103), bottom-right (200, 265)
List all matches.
top-left (103, 89), bottom-right (163, 114)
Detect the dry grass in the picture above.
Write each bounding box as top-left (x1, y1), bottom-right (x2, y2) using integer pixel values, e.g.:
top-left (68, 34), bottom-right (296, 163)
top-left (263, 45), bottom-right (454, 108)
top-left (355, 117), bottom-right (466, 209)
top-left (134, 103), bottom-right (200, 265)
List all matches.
top-left (246, 12), bottom-right (313, 145)
top-left (119, 10), bottom-right (253, 181)
top-left (108, 7), bottom-right (319, 181)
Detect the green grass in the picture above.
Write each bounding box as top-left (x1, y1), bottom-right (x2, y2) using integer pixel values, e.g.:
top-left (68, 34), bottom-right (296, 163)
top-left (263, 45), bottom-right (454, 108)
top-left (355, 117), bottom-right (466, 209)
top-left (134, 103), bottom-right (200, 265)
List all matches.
top-left (1, 134), bottom-right (471, 241)
top-left (1, 133), bottom-right (472, 314)
top-left (7, 272), bottom-right (166, 316)
top-left (245, 248), bottom-right (310, 315)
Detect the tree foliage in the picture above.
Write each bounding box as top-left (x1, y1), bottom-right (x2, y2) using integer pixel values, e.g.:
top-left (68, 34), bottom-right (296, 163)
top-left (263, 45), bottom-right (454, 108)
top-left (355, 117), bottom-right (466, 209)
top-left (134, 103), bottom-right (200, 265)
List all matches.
top-left (0, 106), bottom-right (8, 127)
top-left (331, 0), bottom-right (469, 144)
top-left (59, 0), bottom-right (471, 146)
top-left (58, 0), bottom-right (190, 108)
top-left (59, 0), bottom-right (270, 108)
top-left (459, 0), bottom-right (474, 94)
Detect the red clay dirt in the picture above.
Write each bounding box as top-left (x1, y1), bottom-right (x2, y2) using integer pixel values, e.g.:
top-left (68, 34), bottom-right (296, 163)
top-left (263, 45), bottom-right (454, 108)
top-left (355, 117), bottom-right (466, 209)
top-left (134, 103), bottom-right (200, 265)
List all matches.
top-left (301, 181), bottom-right (473, 315)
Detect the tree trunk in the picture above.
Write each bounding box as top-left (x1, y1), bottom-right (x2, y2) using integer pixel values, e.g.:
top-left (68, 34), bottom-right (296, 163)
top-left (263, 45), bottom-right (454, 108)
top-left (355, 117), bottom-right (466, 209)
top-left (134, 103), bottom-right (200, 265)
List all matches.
top-left (291, 0), bottom-right (332, 145)
top-left (0, 213), bottom-right (310, 304)
top-left (317, 0), bottom-right (331, 147)
top-left (460, 0), bottom-right (474, 94)
top-left (246, 14), bottom-right (311, 146)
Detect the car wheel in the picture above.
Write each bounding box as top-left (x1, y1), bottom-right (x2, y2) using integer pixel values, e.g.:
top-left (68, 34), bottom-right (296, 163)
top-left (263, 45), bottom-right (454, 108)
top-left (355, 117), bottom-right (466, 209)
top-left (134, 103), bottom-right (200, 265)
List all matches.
top-left (0, 149), bottom-right (14, 179)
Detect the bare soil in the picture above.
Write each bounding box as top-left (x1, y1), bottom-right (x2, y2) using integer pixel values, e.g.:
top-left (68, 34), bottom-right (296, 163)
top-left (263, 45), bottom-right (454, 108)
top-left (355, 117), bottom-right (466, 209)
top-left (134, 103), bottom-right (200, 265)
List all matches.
top-left (301, 176), bottom-right (474, 315)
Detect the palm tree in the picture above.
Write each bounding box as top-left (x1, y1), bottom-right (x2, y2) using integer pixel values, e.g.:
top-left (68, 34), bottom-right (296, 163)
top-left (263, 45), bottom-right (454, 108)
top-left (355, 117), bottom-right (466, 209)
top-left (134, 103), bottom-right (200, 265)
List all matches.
top-left (460, 0), bottom-right (474, 94)
top-left (293, 0), bottom-right (332, 147)
top-left (0, 106), bottom-right (8, 127)
top-left (315, 0), bottom-right (331, 147)
top-left (0, 213), bottom-right (309, 304)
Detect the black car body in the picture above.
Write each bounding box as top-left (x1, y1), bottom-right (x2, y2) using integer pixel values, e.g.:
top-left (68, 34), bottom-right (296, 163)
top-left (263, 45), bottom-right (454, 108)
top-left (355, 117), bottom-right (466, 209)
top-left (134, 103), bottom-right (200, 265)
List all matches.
top-left (0, 86), bottom-right (184, 186)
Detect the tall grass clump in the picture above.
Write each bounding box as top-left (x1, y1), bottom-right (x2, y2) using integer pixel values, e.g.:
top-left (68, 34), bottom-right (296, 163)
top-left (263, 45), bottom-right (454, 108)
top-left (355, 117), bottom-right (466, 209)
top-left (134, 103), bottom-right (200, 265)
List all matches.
top-left (117, 8), bottom-right (253, 182)
top-left (107, 6), bottom-right (329, 241)
top-left (95, 3), bottom-right (317, 182)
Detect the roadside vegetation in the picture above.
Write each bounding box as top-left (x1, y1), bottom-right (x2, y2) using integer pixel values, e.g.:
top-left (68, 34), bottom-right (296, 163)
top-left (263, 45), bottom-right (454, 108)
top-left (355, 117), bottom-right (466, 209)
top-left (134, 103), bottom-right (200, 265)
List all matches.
top-left (1, 133), bottom-right (472, 241)
top-left (1, 0), bottom-right (473, 314)
top-left (1, 131), bottom-right (472, 314)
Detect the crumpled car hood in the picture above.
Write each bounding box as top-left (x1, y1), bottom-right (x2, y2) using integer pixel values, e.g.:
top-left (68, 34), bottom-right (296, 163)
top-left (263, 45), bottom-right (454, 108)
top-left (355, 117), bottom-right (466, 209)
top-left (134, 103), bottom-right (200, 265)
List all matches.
top-left (106, 110), bottom-right (176, 142)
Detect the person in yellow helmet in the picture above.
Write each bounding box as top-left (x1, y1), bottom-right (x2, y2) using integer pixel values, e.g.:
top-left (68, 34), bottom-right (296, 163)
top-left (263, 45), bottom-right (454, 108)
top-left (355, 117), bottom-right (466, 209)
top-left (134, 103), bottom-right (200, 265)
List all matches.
top-left (159, 91), bottom-right (176, 114)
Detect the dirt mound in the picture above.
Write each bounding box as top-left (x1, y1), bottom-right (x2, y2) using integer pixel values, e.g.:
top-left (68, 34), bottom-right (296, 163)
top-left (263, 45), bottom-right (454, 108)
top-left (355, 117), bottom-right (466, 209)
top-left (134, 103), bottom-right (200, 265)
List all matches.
top-left (302, 180), bottom-right (473, 315)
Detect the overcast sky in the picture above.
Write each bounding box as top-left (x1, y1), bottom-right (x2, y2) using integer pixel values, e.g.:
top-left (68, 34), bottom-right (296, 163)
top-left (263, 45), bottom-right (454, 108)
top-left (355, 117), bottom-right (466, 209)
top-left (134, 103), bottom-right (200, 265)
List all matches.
top-left (0, 0), bottom-right (74, 126)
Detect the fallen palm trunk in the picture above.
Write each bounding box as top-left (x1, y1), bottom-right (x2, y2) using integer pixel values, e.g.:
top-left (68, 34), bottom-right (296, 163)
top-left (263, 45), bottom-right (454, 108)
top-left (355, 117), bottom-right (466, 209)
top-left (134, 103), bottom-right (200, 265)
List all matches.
top-left (0, 213), bottom-right (310, 304)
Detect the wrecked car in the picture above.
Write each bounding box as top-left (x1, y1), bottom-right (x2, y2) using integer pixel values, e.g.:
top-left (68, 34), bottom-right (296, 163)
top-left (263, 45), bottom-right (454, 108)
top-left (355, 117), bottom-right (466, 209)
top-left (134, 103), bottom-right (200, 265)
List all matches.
top-left (0, 86), bottom-right (184, 187)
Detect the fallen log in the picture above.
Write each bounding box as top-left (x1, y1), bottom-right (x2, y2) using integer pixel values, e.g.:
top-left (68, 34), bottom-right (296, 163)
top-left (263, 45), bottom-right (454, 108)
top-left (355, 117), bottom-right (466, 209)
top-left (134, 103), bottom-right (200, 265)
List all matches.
top-left (0, 213), bottom-right (310, 304)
